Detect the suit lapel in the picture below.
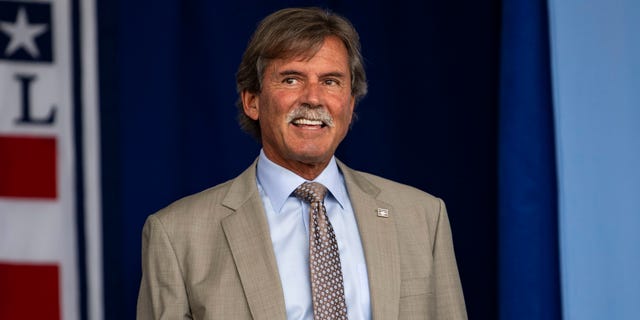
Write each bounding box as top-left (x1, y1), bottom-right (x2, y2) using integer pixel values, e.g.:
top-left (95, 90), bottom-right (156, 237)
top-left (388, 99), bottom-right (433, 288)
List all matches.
top-left (221, 161), bottom-right (286, 320)
top-left (339, 161), bottom-right (401, 320)
top-left (219, 159), bottom-right (400, 319)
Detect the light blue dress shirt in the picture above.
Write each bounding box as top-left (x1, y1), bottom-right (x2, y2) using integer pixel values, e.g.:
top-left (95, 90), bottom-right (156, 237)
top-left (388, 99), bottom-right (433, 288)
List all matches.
top-left (256, 150), bottom-right (371, 320)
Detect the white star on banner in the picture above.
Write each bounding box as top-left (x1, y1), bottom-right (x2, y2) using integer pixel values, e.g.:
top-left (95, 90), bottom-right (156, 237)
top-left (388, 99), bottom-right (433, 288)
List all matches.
top-left (0, 7), bottom-right (48, 58)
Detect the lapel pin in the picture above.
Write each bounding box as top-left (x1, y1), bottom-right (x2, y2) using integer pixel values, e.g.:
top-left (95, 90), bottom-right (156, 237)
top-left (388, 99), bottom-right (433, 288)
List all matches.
top-left (376, 208), bottom-right (389, 218)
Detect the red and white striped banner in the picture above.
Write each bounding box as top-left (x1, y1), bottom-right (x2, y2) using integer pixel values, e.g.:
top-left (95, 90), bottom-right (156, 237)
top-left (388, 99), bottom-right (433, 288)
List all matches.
top-left (0, 0), bottom-right (102, 319)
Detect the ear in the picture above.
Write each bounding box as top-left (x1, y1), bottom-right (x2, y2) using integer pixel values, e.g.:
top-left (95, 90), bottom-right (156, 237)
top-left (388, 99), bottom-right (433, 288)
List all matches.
top-left (349, 95), bottom-right (356, 112)
top-left (348, 95), bottom-right (356, 116)
top-left (241, 90), bottom-right (260, 121)
top-left (347, 96), bottom-right (357, 126)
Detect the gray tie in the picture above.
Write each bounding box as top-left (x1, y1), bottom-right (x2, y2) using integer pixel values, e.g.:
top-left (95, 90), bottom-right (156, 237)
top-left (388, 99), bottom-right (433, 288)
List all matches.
top-left (294, 182), bottom-right (348, 320)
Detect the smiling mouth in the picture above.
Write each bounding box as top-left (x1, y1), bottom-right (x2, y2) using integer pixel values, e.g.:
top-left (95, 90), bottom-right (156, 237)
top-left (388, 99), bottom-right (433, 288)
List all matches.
top-left (286, 106), bottom-right (335, 128)
top-left (291, 118), bottom-right (327, 127)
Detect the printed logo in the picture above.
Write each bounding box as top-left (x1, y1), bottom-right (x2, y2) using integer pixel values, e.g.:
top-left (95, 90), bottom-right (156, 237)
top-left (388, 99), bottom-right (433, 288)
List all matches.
top-left (0, 1), bottom-right (53, 62)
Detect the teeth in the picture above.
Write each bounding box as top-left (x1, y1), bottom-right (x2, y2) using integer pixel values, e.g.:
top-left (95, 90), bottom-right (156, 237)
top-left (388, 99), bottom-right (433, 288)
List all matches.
top-left (293, 118), bottom-right (323, 126)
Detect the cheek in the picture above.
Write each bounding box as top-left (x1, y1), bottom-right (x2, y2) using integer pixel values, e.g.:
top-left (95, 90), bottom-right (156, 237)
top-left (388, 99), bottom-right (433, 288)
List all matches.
top-left (272, 97), bottom-right (299, 121)
top-left (339, 103), bottom-right (354, 124)
top-left (259, 96), bottom-right (286, 121)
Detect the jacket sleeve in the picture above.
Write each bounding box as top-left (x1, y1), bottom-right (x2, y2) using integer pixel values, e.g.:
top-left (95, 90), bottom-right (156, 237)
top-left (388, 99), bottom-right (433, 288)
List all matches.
top-left (136, 215), bottom-right (192, 319)
top-left (432, 199), bottom-right (468, 319)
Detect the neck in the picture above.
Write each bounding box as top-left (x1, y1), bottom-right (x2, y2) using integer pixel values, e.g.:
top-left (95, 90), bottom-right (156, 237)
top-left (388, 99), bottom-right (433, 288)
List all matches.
top-left (263, 150), bottom-right (331, 181)
top-left (288, 161), bottom-right (329, 180)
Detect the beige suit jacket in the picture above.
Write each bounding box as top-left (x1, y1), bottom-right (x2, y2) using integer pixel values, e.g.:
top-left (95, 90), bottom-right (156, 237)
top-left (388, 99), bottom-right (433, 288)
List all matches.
top-left (137, 159), bottom-right (467, 319)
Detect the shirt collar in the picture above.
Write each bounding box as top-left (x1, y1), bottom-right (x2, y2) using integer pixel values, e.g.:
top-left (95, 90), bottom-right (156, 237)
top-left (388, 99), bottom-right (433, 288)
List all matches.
top-left (256, 149), bottom-right (348, 213)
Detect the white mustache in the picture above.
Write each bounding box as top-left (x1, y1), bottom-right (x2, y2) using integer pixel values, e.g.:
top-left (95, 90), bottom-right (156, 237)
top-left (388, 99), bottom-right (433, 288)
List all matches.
top-left (286, 105), bottom-right (335, 127)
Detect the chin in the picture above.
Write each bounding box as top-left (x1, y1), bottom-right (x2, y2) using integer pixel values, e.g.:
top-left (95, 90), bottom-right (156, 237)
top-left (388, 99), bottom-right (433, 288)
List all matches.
top-left (290, 148), bottom-right (332, 164)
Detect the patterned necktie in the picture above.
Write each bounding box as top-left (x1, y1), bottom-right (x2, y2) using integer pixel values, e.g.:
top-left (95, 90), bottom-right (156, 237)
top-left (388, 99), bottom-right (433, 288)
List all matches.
top-left (294, 182), bottom-right (348, 320)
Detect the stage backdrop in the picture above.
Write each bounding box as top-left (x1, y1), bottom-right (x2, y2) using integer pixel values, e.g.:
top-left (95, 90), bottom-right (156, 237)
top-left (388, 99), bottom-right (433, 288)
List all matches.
top-left (98, 1), bottom-right (500, 319)
top-left (549, 0), bottom-right (640, 319)
top-left (2, 0), bottom-right (637, 319)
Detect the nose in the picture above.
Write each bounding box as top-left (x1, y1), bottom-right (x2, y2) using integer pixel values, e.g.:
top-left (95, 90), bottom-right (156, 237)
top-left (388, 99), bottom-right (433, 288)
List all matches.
top-left (301, 82), bottom-right (322, 107)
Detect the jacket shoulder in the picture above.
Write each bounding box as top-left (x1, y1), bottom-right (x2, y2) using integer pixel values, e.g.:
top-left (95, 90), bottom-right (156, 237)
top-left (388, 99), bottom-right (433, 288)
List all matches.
top-left (158, 179), bottom-right (234, 217)
top-left (349, 169), bottom-right (442, 208)
top-left (145, 179), bottom-right (234, 236)
top-left (150, 161), bottom-right (258, 227)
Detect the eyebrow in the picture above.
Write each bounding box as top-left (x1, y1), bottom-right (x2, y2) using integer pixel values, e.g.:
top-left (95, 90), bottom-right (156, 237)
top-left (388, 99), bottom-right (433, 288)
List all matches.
top-left (278, 70), bottom-right (347, 78)
top-left (320, 71), bottom-right (347, 79)
top-left (279, 70), bottom-right (304, 77)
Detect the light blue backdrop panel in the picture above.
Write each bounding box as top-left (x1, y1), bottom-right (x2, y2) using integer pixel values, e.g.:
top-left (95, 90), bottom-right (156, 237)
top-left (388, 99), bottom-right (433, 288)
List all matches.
top-left (549, 1), bottom-right (640, 319)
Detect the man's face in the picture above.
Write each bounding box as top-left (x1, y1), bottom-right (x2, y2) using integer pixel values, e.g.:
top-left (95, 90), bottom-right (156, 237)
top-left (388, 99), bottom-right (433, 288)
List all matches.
top-left (242, 36), bottom-right (355, 176)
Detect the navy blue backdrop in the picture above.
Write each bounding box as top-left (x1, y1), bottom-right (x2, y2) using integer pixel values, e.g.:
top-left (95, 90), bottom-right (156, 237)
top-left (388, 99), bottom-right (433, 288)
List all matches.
top-left (98, 1), bottom-right (501, 319)
top-left (498, 0), bottom-right (561, 319)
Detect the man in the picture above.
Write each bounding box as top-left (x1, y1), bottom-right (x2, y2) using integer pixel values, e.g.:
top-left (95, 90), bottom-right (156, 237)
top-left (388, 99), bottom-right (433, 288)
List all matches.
top-left (137, 7), bottom-right (467, 320)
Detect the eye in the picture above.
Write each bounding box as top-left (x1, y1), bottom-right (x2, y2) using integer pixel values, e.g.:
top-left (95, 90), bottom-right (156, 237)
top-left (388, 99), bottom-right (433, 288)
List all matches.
top-left (323, 79), bottom-right (340, 86)
top-left (283, 78), bottom-right (298, 85)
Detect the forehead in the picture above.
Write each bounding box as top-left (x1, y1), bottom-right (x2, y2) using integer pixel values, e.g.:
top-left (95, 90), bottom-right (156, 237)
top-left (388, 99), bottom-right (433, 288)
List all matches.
top-left (268, 36), bottom-right (350, 73)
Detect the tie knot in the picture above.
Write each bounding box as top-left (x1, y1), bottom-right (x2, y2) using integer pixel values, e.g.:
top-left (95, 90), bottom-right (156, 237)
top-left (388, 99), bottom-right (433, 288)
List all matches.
top-left (293, 182), bottom-right (327, 204)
